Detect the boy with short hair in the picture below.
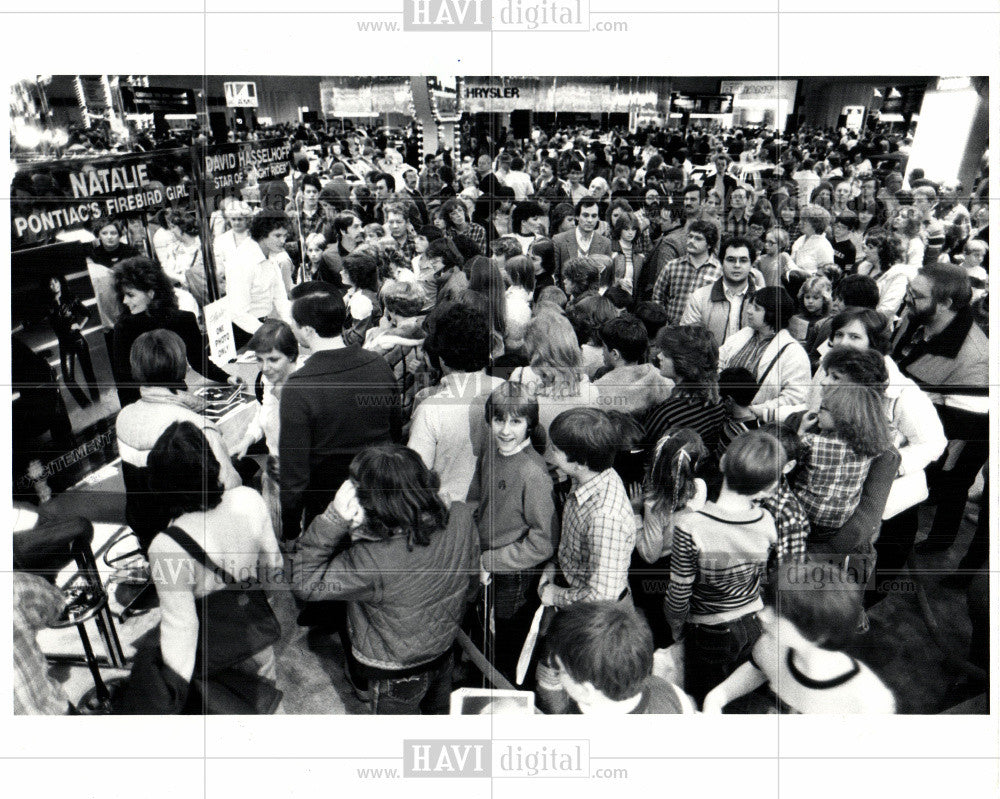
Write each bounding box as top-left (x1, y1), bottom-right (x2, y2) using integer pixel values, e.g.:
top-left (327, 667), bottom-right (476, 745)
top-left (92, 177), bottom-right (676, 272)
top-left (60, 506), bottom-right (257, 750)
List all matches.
top-left (594, 314), bottom-right (675, 415)
top-left (716, 366), bottom-right (760, 458)
top-left (535, 408), bottom-right (637, 713)
top-left (703, 562), bottom-right (895, 714)
top-left (547, 601), bottom-right (696, 714)
top-left (665, 430), bottom-right (780, 705)
top-left (540, 408), bottom-right (636, 609)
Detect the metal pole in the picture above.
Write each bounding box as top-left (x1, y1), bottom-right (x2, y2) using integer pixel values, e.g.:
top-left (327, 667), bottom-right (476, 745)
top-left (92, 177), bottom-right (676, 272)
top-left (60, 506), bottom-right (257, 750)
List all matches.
top-left (191, 144), bottom-right (221, 303)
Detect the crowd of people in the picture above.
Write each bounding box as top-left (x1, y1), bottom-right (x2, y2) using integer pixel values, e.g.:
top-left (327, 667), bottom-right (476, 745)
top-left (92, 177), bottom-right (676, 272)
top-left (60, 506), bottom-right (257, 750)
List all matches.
top-left (15, 117), bottom-right (990, 716)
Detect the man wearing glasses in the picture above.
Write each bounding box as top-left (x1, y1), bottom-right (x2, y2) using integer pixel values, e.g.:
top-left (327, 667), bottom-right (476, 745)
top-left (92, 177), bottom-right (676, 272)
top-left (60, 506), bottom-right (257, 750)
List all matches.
top-left (891, 264), bottom-right (988, 556)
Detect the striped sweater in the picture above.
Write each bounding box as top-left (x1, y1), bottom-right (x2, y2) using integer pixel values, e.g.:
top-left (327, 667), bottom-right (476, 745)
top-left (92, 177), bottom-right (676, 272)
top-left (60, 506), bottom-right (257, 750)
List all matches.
top-left (665, 500), bottom-right (776, 626)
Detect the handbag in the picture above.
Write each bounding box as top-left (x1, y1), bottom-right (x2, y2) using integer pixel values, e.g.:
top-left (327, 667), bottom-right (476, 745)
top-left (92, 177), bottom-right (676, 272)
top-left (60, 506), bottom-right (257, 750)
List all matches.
top-left (159, 525), bottom-right (281, 672)
top-left (113, 526), bottom-right (282, 715)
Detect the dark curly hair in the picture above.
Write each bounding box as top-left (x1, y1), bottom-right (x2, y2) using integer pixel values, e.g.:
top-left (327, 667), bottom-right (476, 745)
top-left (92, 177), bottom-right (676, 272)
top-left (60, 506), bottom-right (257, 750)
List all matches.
top-left (426, 303), bottom-right (492, 372)
top-left (113, 256), bottom-right (179, 319)
top-left (349, 445), bottom-right (449, 550)
top-left (147, 421), bottom-right (224, 519)
top-left (342, 251), bottom-right (380, 292)
top-left (654, 324), bottom-right (720, 404)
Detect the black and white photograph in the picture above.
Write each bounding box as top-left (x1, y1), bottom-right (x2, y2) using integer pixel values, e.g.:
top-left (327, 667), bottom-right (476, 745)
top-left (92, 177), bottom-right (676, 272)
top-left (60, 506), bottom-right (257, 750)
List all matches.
top-left (2, 3), bottom-right (997, 797)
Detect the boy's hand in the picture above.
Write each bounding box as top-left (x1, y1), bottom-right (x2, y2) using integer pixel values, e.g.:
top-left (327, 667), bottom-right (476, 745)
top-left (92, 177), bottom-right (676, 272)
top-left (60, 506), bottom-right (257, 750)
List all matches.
top-left (539, 562), bottom-right (556, 587)
top-left (627, 481), bottom-right (644, 514)
top-left (538, 583), bottom-right (559, 607)
top-left (332, 480), bottom-right (364, 527)
top-left (701, 692), bottom-right (725, 714)
top-left (798, 411), bottom-right (818, 436)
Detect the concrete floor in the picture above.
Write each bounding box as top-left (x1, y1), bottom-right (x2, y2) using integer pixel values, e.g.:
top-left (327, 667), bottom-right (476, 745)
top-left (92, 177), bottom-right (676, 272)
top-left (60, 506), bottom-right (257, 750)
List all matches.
top-left (34, 463), bottom-right (988, 715)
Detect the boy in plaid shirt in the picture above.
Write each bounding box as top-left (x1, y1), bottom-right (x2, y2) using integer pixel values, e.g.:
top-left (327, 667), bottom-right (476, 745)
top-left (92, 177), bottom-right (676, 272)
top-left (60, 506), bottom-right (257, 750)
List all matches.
top-left (535, 408), bottom-right (636, 712)
top-left (758, 422), bottom-right (811, 564)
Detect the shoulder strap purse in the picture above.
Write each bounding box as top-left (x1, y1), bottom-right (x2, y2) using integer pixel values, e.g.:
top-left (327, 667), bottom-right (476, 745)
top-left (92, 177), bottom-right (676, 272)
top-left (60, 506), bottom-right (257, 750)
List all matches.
top-left (160, 526), bottom-right (281, 673)
top-left (755, 343), bottom-right (793, 394)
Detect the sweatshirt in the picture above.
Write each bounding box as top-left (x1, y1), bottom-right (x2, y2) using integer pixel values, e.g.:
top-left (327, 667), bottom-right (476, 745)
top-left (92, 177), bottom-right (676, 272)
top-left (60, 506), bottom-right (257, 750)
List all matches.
top-left (467, 444), bottom-right (558, 572)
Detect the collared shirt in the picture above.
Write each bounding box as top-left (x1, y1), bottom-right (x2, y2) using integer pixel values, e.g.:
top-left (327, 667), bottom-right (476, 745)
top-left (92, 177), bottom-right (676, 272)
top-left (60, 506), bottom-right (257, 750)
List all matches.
top-left (723, 282), bottom-right (750, 341)
top-left (651, 254), bottom-right (723, 323)
top-left (574, 228), bottom-right (598, 259)
top-left (451, 222), bottom-right (487, 255)
top-left (388, 231), bottom-right (418, 261)
top-left (759, 478), bottom-right (810, 563)
top-left (212, 229), bottom-right (262, 285)
top-left (227, 249), bottom-right (291, 335)
top-left (554, 468), bottom-right (636, 607)
top-left (792, 433), bottom-right (873, 531)
top-left (723, 209), bottom-right (750, 238)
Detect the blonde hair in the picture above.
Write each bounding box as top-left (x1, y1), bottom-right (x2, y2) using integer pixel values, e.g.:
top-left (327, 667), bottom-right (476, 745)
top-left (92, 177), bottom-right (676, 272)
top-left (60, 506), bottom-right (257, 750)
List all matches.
top-left (798, 275), bottom-right (832, 315)
top-left (524, 308), bottom-right (583, 395)
top-left (304, 232), bottom-right (326, 255)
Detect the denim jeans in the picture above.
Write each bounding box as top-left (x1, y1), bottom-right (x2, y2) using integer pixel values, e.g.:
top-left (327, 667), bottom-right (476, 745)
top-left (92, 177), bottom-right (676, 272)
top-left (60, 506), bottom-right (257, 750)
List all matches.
top-left (488, 570), bottom-right (539, 685)
top-left (368, 655), bottom-right (453, 715)
top-left (684, 613), bottom-right (762, 706)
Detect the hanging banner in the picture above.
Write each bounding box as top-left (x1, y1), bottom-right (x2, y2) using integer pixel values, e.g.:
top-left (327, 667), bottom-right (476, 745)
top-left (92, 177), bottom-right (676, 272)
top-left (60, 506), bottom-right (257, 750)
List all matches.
top-left (11, 147), bottom-right (197, 251)
top-left (202, 138), bottom-right (292, 203)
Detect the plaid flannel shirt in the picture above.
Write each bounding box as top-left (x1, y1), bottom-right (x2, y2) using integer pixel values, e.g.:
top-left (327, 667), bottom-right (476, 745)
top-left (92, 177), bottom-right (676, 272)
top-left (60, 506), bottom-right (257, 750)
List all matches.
top-left (792, 433), bottom-right (873, 531)
top-left (553, 469), bottom-right (636, 607)
top-left (14, 572), bottom-right (70, 715)
top-left (759, 477), bottom-right (810, 563)
top-left (650, 254), bottom-right (722, 324)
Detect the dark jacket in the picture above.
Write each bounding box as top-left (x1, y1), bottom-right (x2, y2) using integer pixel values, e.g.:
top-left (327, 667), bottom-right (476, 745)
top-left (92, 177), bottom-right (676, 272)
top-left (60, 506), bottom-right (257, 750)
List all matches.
top-left (279, 347), bottom-right (400, 538)
top-left (551, 229), bottom-right (614, 283)
top-left (293, 501), bottom-right (479, 671)
top-left (112, 309), bottom-right (231, 407)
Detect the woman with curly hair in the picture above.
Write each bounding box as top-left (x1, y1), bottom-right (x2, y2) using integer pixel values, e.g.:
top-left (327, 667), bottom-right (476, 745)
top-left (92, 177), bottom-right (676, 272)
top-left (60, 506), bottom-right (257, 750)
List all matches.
top-left (642, 324), bottom-right (725, 450)
top-left (440, 197), bottom-right (487, 255)
top-left (293, 444), bottom-right (479, 715)
top-left (112, 257), bottom-right (237, 407)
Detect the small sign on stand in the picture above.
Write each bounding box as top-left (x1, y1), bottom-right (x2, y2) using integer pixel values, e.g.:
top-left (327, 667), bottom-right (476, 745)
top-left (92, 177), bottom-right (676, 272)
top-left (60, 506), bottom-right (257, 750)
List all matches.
top-left (204, 298), bottom-right (237, 365)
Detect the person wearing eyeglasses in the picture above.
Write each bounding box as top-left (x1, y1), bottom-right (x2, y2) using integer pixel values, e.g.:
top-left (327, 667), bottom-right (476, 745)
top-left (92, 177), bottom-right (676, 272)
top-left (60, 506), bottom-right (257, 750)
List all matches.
top-left (891, 264), bottom-right (988, 556)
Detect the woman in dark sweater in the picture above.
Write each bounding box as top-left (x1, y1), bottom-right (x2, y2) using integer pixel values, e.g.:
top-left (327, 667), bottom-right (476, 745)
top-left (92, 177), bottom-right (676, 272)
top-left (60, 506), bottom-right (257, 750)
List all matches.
top-left (87, 219), bottom-right (139, 268)
top-left (643, 323), bottom-right (726, 452)
top-left (112, 257), bottom-right (235, 407)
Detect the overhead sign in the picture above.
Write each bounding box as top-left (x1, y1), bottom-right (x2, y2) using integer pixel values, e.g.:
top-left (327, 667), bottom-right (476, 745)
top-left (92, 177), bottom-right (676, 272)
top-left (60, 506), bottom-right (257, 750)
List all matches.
top-left (202, 139), bottom-right (291, 200)
top-left (719, 80), bottom-right (797, 103)
top-left (11, 148), bottom-right (196, 249)
top-left (224, 81), bottom-right (258, 108)
top-left (121, 86), bottom-right (197, 114)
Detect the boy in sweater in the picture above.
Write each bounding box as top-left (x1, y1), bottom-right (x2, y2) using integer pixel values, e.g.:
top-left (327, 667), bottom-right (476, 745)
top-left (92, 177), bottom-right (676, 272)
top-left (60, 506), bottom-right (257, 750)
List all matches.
top-left (467, 382), bottom-right (558, 684)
